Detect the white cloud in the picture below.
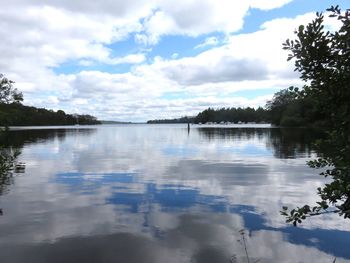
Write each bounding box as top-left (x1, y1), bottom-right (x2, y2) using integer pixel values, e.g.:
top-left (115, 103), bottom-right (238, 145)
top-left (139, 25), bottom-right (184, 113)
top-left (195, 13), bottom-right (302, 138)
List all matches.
top-left (249, 0), bottom-right (293, 10)
top-left (135, 0), bottom-right (295, 44)
top-left (79, 60), bottom-right (94, 66)
top-left (104, 53), bottom-right (146, 65)
top-left (47, 96), bottom-right (59, 105)
top-left (136, 0), bottom-right (246, 44)
top-left (195, 37), bottom-right (219, 49)
top-left (171, 53), bottom-right (179, 59)
top-left (138, 12), bottom-right (322, 89)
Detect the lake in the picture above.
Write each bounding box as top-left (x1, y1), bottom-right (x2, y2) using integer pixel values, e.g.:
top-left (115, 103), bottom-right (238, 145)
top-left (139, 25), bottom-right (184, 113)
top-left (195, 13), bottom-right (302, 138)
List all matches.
top-left (0, 124), bottom-right (349, 263)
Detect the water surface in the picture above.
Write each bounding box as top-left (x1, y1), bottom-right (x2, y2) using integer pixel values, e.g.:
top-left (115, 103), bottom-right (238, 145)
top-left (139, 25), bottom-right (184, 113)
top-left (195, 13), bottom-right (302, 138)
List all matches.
top-left (0, 124), bottom-right (348, 263)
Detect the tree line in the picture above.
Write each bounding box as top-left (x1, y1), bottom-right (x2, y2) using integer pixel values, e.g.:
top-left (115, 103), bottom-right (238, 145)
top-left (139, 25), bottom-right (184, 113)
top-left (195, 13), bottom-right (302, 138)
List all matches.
top-left (0, 103), bottom-right (100, 126)
top-left (147, 98), bottom-right (317, 126)
top-left (0, 74), bottom-right (100, 126)
top-left (193, 106), bottom-right (269, 124)
top-left (148, 107), bottom-right (270, 125)
top-left (147, 116), bottom-right (194, 124)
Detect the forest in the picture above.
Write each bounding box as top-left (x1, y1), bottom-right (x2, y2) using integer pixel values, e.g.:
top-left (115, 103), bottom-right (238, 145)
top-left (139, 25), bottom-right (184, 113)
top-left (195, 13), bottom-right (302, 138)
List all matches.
top-left (0, 74), bottom-right (100, 126)
top-left (193, 106), bottom-right (269, 124)
top-left (147, 91), bottom-right (321, 127)
top-left (0, 103), bottom-right (100, 126)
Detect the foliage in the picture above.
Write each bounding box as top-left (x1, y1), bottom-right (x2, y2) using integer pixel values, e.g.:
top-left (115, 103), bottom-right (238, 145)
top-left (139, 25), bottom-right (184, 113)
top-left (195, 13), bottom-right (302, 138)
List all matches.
top-left (147, 107), bottom-right (270, 125)
top-left (280, 6), bottom-right (350, 225)
top-left (266, 88), bottom-right (298, 125)
top-left (147, 116), bottom-right (194, 124)
top-left (0, 74), bottom-right (100, 126)
top-left (193, 107), bottom-right (269, 124)
top-left (266, 87), bottom-right (324, 127)
top-left (0, 74), bottom-right (23, 104)
top-left (0, 102), bottom-right (100, 126)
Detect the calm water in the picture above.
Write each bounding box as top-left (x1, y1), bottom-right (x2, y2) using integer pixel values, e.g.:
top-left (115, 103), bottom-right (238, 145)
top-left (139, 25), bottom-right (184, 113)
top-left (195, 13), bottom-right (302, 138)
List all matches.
top-left (0, 124), bottom-right (349, 263)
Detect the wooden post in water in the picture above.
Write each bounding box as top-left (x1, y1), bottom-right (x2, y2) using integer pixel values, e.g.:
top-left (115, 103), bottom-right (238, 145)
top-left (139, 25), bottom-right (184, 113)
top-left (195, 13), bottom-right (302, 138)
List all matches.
top-left (187, 122), bottom-right (190, 134)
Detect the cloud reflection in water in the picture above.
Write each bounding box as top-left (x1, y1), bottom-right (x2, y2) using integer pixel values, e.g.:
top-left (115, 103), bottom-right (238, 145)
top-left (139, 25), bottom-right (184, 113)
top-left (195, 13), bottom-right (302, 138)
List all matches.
top-left (0, 125), bottom-right (348, 263)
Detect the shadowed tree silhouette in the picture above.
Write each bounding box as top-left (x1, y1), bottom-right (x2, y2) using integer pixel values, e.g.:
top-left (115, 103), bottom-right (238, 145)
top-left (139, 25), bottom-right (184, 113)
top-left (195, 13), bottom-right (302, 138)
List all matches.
top-left (280, 6), bottom-right (350, 225)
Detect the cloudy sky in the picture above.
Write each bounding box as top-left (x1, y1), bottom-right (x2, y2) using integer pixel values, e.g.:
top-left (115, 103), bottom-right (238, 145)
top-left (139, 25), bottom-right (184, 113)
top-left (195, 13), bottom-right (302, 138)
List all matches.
top-left (0, 0), bottom-right (347, 121)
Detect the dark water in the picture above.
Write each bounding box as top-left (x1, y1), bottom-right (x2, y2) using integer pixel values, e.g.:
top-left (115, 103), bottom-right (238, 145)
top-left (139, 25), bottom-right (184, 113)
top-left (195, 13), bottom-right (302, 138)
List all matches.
top-left (0, 124), bottom-right (349, 263)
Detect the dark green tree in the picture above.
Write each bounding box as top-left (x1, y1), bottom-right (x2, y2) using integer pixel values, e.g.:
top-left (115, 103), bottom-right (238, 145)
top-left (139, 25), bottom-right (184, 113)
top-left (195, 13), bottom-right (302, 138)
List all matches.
top-left (0, 74), bottom-right (100, 126)
top-left (266, 87), bottom-right (323, 127)
top-left (0, 74), bottom-right (23, 104)
top-left (280, 6), bottom-right (350, 225)
top-left (266, 88), bottom-right (299, 126)
top-left (192, 107), bottom-right (269, 124)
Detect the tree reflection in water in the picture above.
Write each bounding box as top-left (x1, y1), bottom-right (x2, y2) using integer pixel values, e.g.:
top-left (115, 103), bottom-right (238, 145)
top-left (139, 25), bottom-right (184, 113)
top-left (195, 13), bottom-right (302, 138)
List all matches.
top-left (0, 126), bottom-right (347, 262)
top-left (0, 142), bottom-right (23, 196)
top-left (197, 127), bottom-right (324, 159)
top-left (0, 132), bottom-right (24, 216)
top-left (0, 128), bottom-right (97, 215)
top-left (0, 128), bottom-right (96, 196)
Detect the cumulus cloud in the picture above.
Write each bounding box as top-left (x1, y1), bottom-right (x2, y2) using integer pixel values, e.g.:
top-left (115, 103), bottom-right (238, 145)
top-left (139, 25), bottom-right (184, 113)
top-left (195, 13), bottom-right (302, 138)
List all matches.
top-left (160, 56), bottom-right (269, 85)
top-left (135, 12), bottom-right (323, 90)
top-left (5, 0), bottom-right (154, 17)
top-left (195, 37), bottom-right (219, 49)
top-left (104, 53), bottom-right (146, 65)
top-left (249, 0), bottom-right (293, 10)
top-left (136, 0), bottom-right (295, 44)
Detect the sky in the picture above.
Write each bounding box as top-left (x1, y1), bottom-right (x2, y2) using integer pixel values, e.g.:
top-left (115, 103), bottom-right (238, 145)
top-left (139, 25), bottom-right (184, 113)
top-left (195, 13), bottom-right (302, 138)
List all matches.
top-left (0, 0), bottom-right (348, 122)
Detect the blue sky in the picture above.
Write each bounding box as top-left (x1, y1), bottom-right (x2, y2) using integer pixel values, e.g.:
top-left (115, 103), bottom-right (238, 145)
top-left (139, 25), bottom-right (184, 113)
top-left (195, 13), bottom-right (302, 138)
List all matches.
top-left (1, 0), bottom-right (348, 121)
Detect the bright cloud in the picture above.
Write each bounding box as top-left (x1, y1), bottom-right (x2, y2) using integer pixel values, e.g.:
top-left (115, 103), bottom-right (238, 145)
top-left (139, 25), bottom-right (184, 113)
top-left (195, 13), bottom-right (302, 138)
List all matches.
top-left (194, 37), bottom-right (219, 49)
